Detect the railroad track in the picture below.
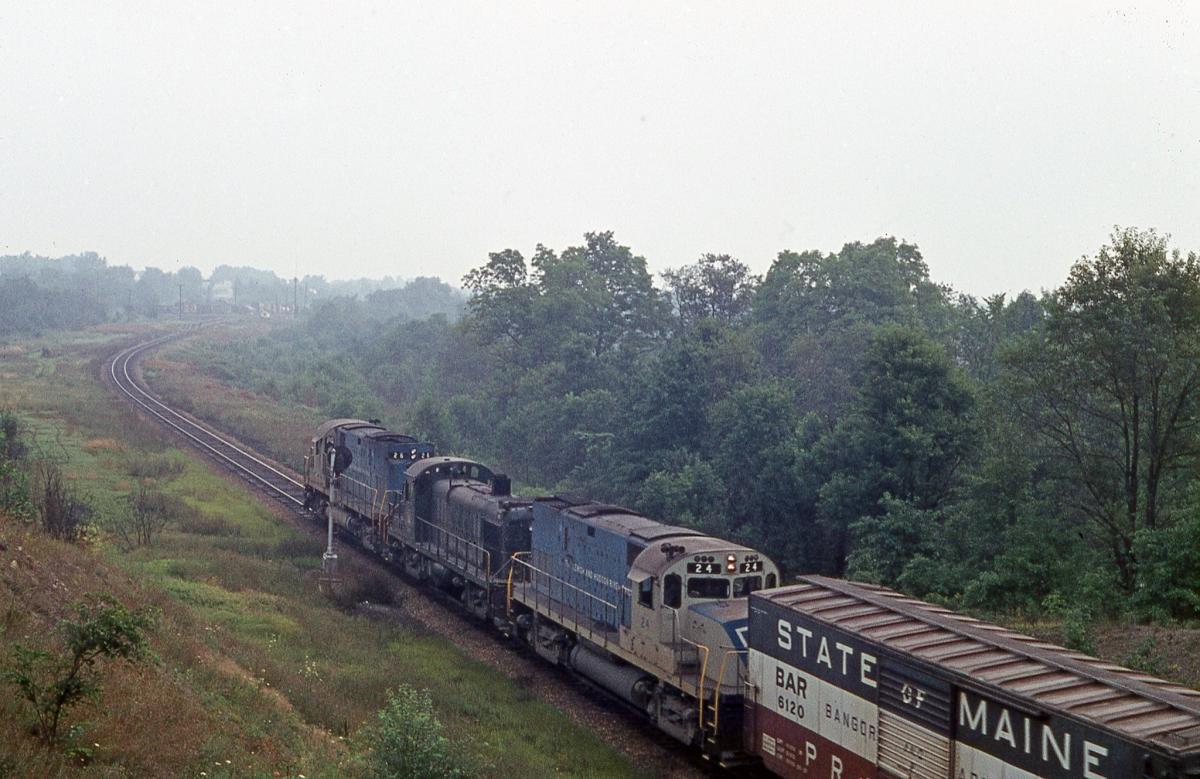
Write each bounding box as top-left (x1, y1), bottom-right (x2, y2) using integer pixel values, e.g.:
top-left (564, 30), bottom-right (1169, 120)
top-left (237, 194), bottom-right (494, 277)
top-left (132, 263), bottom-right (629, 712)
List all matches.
top-left (107, 324), bottom-right (307, 510)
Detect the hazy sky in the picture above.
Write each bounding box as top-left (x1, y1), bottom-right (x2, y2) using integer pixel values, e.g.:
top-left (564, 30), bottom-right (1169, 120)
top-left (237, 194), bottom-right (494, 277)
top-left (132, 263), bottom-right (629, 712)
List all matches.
top-left (2, 2), bottom-right (1197, 296)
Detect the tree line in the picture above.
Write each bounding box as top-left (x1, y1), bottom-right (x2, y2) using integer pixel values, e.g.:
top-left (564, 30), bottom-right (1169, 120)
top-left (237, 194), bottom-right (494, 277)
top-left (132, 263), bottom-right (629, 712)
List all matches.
top-left (0, 252), bottom-right (464, 336)
top-left (212, 227), bottom-right (1200, 624)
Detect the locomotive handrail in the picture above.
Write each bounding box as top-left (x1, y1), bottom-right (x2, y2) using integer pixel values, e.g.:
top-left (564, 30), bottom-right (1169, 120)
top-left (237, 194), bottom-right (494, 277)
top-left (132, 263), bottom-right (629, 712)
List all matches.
top-left (414, 515), bottom-right (492, 581)
top-left (341, 474), bottom-right (379, 518)
top-left (506, 552), bottom-right (528, 615)
top-left (679, 637), bottom-right (710, 732)
top-left (508, 556), bottom-right (620, 652)
top-left (374, 489), bottom-right (403, 539)
top-left (709, 649), bottom-right (746, 737)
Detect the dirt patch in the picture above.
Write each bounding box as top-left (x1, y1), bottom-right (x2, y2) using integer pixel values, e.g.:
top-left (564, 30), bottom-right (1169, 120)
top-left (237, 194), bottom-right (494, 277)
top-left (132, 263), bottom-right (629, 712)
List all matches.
top-left (83, 437), bottom-right (125, 453)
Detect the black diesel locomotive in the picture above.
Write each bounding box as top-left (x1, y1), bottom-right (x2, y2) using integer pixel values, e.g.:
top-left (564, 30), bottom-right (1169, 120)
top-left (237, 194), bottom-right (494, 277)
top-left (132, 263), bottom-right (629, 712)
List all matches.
top-left (303, 419), bottom-right (1200, 777)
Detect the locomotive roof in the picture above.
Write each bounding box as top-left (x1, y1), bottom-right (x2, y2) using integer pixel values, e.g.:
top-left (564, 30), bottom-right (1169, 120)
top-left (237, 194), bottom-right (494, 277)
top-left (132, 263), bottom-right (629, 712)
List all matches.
top-left (631, 535), bottom-right (764, 579)
top-left (311, 418), bottom-right (381, 441)
top-left (358, 429), bottom-right (420, 444)
top-left (435, 479), bottom-right (533, 509)
top-left (537, 495), bottom-right (697, 541)
top-left (405, 456), bottom-right (493, 480)
top-left (757, 576), bottom-right (1200, 756)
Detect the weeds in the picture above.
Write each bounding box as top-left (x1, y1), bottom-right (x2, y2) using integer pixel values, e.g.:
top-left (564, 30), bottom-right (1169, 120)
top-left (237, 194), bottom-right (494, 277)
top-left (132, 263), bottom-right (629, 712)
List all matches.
top-left (335, 570), bottom-right (398, 609)
top-left (108, 484), bottom-right (175, 550)
top-left (273, 535), bottom-right (322, 560)
top-left (1042, 591), bottom-right (1099, 655)
top-left (1124, 636), bottom-right (1174, 678)
top-left (31, 460), bottom-right (91, 542)
top-left (186, 514), bottom-right (240, 537)
top-left (125, 454), bottom-right (185, 480)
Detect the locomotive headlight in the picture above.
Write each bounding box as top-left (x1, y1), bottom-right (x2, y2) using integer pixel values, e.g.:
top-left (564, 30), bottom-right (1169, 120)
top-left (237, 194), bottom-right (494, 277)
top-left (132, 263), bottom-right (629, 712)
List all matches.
top-left (726, 554), bottom-right (737, 572)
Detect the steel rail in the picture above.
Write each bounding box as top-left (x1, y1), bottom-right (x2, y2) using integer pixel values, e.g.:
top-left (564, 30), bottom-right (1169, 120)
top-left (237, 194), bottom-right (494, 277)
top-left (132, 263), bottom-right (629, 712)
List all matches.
top-left (108, 326), bottom-right (305, 507)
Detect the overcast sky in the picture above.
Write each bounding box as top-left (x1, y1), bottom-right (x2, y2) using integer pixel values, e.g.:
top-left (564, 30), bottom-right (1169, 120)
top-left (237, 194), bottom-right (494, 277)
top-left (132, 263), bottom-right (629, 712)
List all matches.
top-left (2, 2), bottom-right (1197, 296)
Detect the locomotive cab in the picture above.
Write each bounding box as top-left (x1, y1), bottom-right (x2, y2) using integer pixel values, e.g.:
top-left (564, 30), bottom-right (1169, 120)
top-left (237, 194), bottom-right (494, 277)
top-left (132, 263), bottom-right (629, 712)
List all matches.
top-left (626, 539), bottom-right (780, 683)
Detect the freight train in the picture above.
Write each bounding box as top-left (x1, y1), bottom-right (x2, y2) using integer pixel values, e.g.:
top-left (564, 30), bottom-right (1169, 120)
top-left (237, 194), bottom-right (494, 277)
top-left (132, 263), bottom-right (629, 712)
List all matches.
top-left (303, 419), bottom-right (1200, 777)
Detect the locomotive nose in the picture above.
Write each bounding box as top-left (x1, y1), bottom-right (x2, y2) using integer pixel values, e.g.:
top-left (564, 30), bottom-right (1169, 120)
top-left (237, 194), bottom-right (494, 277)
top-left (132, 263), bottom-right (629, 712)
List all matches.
top-left (685, 599), bottom-right (751, 683)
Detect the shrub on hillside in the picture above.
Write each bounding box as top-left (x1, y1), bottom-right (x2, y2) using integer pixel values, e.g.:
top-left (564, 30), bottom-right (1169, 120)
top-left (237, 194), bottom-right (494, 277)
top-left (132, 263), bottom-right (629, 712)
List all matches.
top-left (355, 686), bottom-right (474, 779)
top-left (0, 408), bottom-right (31, 518)
top-left (2, 596), bottom-right (155, 746)
top-left (108, 484), bottom-right (176, 550)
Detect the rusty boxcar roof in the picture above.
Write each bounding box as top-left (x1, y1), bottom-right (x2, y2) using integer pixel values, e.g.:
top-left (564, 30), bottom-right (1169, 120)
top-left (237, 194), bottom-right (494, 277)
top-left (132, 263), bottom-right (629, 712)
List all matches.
top-left (758, 576), bottom-right (1200, 756)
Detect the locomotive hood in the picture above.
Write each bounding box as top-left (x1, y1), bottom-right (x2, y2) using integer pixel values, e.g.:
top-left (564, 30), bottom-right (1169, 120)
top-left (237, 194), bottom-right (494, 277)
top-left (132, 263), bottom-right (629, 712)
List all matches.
top-left (687, 599), bottom-right (750, 651)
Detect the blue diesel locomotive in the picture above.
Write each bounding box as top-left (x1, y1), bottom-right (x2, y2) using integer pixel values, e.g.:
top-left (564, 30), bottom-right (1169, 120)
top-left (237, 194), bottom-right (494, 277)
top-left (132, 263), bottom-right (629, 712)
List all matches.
top-left (302, 418), bottom-right (780, 764)
top-left (508, 495), bottom-right (780, 762)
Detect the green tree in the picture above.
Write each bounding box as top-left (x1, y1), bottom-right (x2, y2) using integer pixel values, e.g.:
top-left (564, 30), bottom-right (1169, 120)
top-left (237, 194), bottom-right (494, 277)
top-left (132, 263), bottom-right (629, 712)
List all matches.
top-left (1005, 228), bottom-right (1200, 590)
top-left (662, 253), bottom-right (758, 326)
top-left (819, 325), bottom-right (976, 577)
top-left (550, 231), bottom-right (668, 358)
top-left (462, 232), bottom-right (668, 376)
top-left (752, 238), bottom-right (955, 418)
top-left (3, 597), bottom-right (155, 745)
top-left (629, 320), bottom-right (761, 457)
top-left (636, 452), bottom-right (729, 536)
top-left (462, 247), bottom-right (537, 361)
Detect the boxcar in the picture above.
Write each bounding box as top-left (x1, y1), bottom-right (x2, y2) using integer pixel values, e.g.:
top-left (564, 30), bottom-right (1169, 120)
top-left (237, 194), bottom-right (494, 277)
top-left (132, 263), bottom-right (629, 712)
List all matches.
top-left (746, 576), bottom-right (1200, 779)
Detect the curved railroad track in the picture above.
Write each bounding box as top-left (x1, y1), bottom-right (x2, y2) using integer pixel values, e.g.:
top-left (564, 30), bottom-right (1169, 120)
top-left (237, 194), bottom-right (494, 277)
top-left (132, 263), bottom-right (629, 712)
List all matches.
top-left (107, 324), bottom-right (307, 509)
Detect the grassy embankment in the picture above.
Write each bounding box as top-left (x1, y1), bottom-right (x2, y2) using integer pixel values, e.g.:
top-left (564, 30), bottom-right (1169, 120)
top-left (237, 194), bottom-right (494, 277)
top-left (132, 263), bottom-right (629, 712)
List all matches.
top-left (0, 324), bottom-right (640, 778)
top-left (153, 320), bottom-right (1200, 691)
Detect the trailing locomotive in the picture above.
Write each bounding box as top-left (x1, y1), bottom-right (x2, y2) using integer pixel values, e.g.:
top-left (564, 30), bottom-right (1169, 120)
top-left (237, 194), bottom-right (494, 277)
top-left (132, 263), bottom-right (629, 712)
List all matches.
top-left (304, 419), bottom-right (1200, 777)
top-left (303, 419), bottom-right (530, 617)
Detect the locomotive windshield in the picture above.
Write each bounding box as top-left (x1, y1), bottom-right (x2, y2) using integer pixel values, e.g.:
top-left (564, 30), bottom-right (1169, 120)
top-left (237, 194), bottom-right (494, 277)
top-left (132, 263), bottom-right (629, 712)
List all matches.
top-left (687, 577), bottom-right (730, 599)
top-left (733, 575), bottom-right (762, 598)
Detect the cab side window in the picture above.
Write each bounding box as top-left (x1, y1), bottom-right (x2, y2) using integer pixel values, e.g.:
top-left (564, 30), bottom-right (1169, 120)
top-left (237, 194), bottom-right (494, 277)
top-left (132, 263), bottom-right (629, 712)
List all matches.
top-left (638, 577), bottom-right (654, 608)
top-left (664, 574), bottom-right (682, 609)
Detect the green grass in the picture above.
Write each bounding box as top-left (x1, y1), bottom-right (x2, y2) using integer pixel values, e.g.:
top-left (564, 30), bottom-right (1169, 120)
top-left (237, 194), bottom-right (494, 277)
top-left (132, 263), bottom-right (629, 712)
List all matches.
top-left (0, 324), bottom-right (641, 777)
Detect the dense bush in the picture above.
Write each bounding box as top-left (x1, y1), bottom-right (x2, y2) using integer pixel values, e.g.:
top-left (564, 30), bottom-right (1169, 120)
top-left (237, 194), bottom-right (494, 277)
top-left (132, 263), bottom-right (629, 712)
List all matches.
top-left (355, 686), bottom-right (475, 779)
